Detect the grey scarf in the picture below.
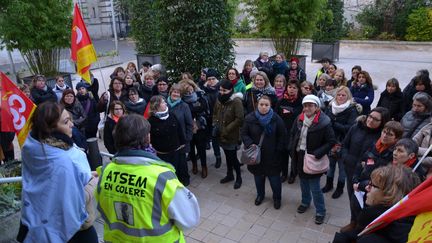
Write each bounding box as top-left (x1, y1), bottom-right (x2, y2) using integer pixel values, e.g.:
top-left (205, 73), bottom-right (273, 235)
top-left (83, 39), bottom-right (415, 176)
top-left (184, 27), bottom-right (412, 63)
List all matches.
top-left (297, 113), bottom-right (316, 152)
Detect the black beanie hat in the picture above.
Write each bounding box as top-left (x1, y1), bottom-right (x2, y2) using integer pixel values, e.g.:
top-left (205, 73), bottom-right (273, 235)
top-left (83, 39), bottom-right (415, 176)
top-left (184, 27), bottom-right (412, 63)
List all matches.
top-left (206, 68), bottom-right (219, 79)
top-left (220, 79), bottom-right (233, 90)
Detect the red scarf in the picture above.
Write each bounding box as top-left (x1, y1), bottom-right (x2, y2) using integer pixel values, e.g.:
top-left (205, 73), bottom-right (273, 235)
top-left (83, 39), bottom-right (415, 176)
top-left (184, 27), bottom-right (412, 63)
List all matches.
top-left (283, 89), bottom-right (298, 102)
top-left (375, 138), bottom-right (392, 154)
top-left (112, 114), bottom-right (121, 123)
top-left (299, 110), bottom-right (321, 123)
top-left (404, 157), bottom-right (417, 168)
top-left (231, 78), bottom-right (239, 86)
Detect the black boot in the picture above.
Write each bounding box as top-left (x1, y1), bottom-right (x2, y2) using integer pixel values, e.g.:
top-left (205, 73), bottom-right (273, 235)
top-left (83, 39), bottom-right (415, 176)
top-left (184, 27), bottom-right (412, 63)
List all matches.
top-left (332, 181), bottom-right (345, 199)
top-left (234, 174), bottom-right (242, 189)
top-left (220, 172), bottom-right (234, 184)
top-left (321, 177), bottom-right (333, 193)
top-left (215, 156), bottom-right (222, 168)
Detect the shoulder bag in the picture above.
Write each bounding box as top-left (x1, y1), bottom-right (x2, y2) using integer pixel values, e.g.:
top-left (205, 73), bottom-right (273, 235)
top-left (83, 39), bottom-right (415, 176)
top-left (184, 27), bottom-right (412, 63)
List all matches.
top-left (303, 151), bottom-right (330, 174)
top-left (241, 132), bottom-right (265, 165)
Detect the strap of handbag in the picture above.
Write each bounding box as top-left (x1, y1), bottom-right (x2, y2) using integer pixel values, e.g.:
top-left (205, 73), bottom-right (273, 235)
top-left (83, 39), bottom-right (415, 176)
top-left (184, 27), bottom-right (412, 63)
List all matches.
top-left (258, 131), bottom-right (265, 147)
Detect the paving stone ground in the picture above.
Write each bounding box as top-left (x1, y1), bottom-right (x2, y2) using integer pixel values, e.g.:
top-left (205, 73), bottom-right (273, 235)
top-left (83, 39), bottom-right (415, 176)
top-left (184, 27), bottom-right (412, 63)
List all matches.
top-left (6, 39), bottom-right (432, 243)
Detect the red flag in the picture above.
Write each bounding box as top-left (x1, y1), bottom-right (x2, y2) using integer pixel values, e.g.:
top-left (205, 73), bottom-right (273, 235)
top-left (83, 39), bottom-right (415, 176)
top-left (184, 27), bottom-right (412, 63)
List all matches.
top-left (0, 72), bottom-right (37, 146)
top-left (359, 175), bottom-right (432, 236)
top-left (71, 3), bottom-right (97, 83)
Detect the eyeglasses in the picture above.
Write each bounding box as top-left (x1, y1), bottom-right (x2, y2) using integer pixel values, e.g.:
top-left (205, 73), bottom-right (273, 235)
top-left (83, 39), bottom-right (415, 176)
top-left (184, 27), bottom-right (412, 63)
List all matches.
top-left (368, 115), bottom-right (381, 122)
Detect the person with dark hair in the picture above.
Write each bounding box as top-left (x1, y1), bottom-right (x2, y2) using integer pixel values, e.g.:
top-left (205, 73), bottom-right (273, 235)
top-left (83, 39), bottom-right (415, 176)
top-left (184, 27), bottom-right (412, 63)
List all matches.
top-left (401, 92), bottom-right (432, 138)
top-left (52, 75), bottom-right (71, 102)
top-left (80, 71), bottom-right (100, 103)
top-left (139, 61), bottom-right (152, 77)
top-left (103, 101), bottom-right (127, 154)
top-left (60, 89), bottom-right (87, 133)
top-left (242, 95), bottom-right (286, 208)
top-left (377, 78), bottom-right (404, 121)
top-left (109, 66), bottom-right (125, 80)
top-left (97, 76), bottom-right (127, 114)
top-left (350, 121), bottom-right (403, 232)
top-left (226, 67), bottom-right (246, 95)
top-left (196, 68), bottom-right (208, 89)
top-left (168, 84), bottom-right (193, 186)
top-left (148, 95), bottom-right (186, 179)
top-left (393, 138), bottom-right (426, 179)
top-left (334, 165), bottom-right (420, 243)
top-left (95, 114), bottom-right (200, 242)
top-left (285, 57), bottom-right (306, 82)
top-left (276, 79), bottom-right (303, 183)
top-left (125, 62), bottom-right (141, 84)
top-left (124, 87), bottom-right (146, 115)
top-left (241, 60), bottom-right (256, 85)
top-left (347, 65), bottom-right (362, 88)
top-left (351, 71), bottom-right (374, 115)
top-left (30, 74), bottom-right (57, 105)
top-left (318, 78), bottom-right (338, 109)
top-left (403, 70), bottom-right (431, 112)
top-left (327, 63), bottom-right (337, 78)
top-left (290, 95), bottom-right (336, 225)
top-left (340, 106), bottom-right (390, 232)
top-left (213, 79), bottom-right (244, 189)
top-left (17, 102), bottom-right (98, 242)
top-left (76, 82), bottom-right (100, 138)
top-left (153, 76), bottom-right (170, 99)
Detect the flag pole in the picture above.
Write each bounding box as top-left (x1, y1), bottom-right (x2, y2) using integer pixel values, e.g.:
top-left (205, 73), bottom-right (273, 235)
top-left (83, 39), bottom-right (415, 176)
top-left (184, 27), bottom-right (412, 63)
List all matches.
top-left (413, 143), bottom-right (432, 172)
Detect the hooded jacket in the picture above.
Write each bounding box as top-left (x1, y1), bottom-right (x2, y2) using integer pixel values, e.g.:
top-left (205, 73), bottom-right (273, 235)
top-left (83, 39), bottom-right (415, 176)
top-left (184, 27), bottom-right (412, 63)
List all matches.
top-left (212, 92), bottom-right (244, 145)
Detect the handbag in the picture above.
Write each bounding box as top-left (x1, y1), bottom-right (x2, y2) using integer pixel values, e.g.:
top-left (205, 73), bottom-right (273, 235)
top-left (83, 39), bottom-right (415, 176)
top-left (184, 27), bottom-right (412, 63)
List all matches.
top-left (303, 151), bottom-right (329, 174)
top-left (241, 132), bottom-right (265, 165)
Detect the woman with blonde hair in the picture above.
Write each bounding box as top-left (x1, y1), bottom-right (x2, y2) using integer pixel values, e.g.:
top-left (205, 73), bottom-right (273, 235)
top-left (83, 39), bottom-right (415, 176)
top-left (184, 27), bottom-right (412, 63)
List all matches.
top-left (244, 71), bottom-right (277, 114)
top-left (322, 86), bottom-right (359, 198)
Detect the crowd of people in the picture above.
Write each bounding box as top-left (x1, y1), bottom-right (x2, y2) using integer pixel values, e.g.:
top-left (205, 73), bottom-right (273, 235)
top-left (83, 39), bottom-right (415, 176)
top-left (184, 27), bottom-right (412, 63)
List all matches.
top-left (3, 52), bottom-right (432, 242)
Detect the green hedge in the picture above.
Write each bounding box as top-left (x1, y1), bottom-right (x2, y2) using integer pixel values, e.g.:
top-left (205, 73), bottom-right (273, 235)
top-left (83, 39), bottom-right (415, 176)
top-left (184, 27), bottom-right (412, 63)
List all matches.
top-left (406, 7), bottom-right (432, 41)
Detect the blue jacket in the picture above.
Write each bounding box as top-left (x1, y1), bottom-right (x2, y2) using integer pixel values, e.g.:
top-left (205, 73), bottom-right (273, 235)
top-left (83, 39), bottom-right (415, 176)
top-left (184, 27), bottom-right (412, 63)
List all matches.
top-left (351, 83), bottom-right (374, 115)
top-left (21, 135), bottom-right (91, 242)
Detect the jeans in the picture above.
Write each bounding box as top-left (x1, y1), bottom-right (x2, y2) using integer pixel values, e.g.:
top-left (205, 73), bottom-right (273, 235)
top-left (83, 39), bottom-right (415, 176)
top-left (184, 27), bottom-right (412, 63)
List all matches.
top-left (300, 177), bottom-right (326, 216)
top-left (254, 175), bottom-right (282, 200)
top-left (326, 157), bottom-right (346, 183)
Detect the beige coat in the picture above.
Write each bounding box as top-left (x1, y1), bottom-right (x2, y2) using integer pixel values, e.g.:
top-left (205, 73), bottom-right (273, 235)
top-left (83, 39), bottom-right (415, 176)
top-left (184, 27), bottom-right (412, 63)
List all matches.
top-left (412, 122), bottom-right (432, 167)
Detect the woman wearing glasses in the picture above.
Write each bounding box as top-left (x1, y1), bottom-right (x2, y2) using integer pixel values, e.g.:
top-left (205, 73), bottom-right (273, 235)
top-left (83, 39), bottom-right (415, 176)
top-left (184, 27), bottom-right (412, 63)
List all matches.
top-left (339, 107), bottom-right (390, 233)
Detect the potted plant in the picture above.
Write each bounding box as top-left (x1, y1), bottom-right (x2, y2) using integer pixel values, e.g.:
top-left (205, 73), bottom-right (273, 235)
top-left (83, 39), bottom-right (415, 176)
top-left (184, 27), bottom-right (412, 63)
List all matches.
top-left (0, 0), bottom-right (73, 88)
top-left (156, 1), bottom-right (235, 80)
top-left (311, 0), bottom-right (344, 62)
top-left (129, 0), bottom-right (161, 67)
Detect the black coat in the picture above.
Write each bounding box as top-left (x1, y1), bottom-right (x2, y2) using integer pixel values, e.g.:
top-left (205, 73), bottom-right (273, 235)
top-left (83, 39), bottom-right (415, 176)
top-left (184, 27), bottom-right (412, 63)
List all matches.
top-left (169, 101), bottom-right (193, 153)
top-left (275, 96), bottom-right (303, 135)
top-left (140, 85), bottom-right (154, 103)
top-left (242, 112), bottom-right (287, 176)
top-left (30, 87), bottom-right (57, 105)
top-left (254, 58), bottom-right (273, 79)
top-left (148, 114), bottom-right (185, 153)
top-left (76, 93), bottom-right (100, 138)
top-left (183, 91), bottom-right (210, 132)
top-left (103, 116), bottom-right (117, 154)
top-left (341, 118), bottom-right (382, 176)
top-left (244, 88), bottom-right (278, 115)
top-left (357, 216), bottom-right (415, 243)
top-left (124, 99), bottom-right (147, 115)
top-left (324, 103), bottom-right (359, 142)
top-left (290, 111), bottom-right (337, 179)
top-left (377, 90), bottom-right (404, 121)
top-left (353, 142), bottom-right (394, 191)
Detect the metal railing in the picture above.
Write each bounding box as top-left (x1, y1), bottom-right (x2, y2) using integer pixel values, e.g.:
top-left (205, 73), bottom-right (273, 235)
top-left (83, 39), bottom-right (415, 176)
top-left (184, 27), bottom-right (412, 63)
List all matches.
top-left (0, 151), bottom-right (114, 184)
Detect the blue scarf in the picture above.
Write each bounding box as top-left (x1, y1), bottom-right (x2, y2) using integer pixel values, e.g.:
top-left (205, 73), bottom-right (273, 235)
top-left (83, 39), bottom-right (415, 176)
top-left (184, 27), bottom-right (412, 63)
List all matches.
top-left (167, 96), bottom-right (181, 108)
top-left (255, 108), bottom-right (273, 135)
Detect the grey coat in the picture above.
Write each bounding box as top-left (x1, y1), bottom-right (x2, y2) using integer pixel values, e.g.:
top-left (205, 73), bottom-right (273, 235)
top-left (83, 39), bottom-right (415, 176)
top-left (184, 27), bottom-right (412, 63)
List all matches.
top-left (400, 111), bottom-right (431, 138)
top-left (169, 101), bottom-right (193, 153)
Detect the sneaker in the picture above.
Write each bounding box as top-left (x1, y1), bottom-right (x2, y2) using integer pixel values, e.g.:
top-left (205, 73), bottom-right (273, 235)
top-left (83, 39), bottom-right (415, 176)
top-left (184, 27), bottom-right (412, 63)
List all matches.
top-left (315, 215), bottom-right (325, 225)
top-left (297, 205), bottom-right (308, 214)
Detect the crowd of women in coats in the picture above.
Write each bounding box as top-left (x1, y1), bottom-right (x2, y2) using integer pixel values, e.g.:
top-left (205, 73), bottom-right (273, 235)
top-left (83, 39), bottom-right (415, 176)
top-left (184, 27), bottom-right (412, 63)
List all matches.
top-left (13, 52), bottom-right (432, 242)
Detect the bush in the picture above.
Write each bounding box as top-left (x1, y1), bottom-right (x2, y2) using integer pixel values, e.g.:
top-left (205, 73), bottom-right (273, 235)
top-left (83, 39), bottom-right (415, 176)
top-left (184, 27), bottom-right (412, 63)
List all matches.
top-left (129, 0), bottom-right (160, 54)
top-left (406, 7), bottom-right (432, 41)
top-left (0, 160), bottom-right (22, 218)
top-left (157, 1), bottom-right (235, 81)
top-left (313, 0), bottom-right (346, 42)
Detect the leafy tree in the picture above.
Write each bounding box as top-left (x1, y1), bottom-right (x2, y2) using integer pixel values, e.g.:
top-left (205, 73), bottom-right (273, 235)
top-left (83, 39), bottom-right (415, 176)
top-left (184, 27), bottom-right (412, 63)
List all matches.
top-left (157, 0), bottom-right (235, 81)
top-left (312, 0), bottom-right (345, 42)
top-left (245, 0), bottom-right (326, 57)
top-left (129, 0), bottom-right (160, 54)
top-left (0, 0), bottom-right (72, 76)
top-left (406, 7), bottom-right (432, 41)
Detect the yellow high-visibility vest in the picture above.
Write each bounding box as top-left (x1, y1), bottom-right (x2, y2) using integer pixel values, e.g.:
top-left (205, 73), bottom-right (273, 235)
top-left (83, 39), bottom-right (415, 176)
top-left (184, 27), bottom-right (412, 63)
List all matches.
top-left (96, 157), bottom-right (185, 243)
